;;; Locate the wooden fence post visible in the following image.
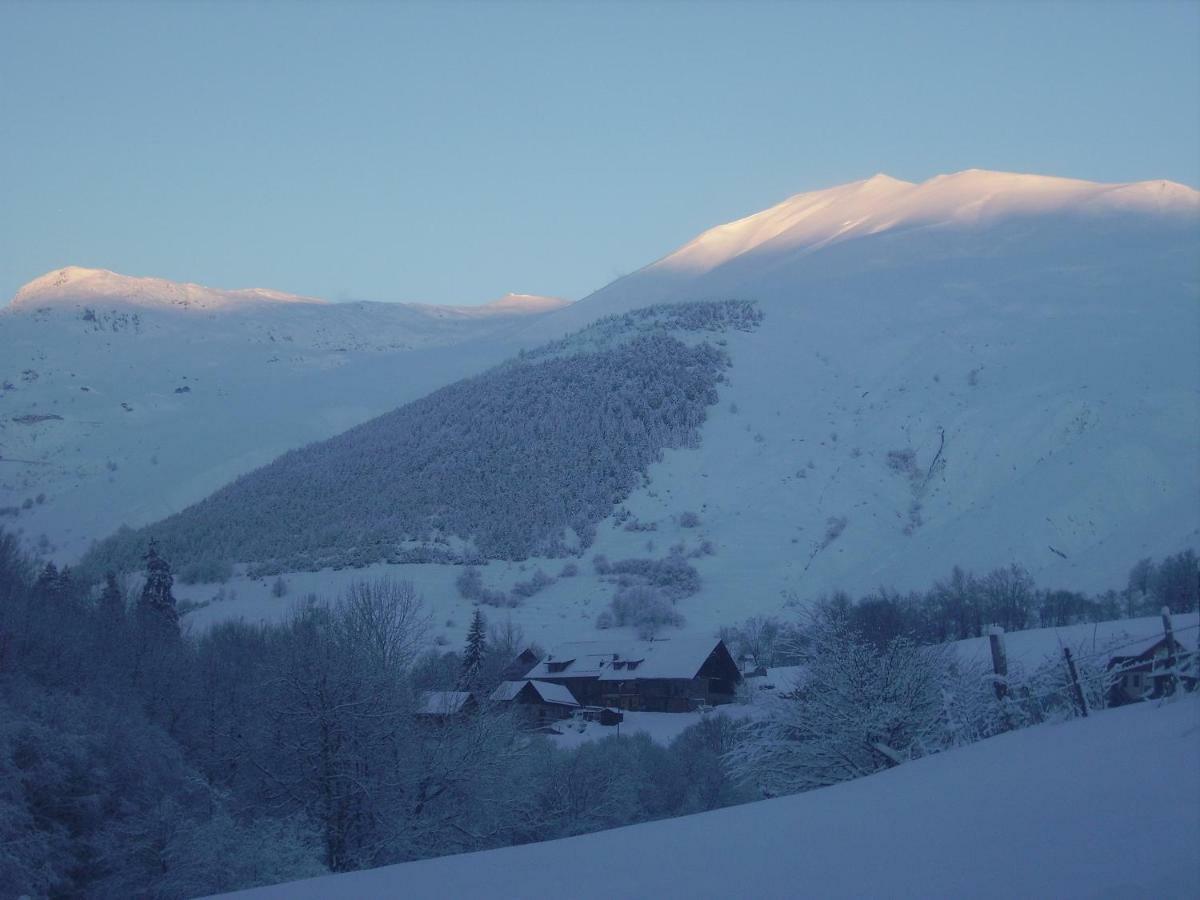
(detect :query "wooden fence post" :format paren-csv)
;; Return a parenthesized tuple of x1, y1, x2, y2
(988, 626, 1008, 701)
(1063, 647, 1088, 718)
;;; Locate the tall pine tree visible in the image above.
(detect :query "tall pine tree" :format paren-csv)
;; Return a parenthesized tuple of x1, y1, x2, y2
(460, 608, 487, 689)
(98, 572, 125, 623)
(137, 540, 179, 632)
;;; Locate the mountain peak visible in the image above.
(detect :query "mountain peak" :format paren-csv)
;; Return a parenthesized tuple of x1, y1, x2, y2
(650, 168, 1199, 278)
(9, 266, 326, 312)
(482, 292, 571, 314)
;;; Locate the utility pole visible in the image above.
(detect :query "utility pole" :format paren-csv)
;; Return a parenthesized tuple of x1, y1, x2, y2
(1161, 607, 1178, 697)
(1063, 647, 1088, 718)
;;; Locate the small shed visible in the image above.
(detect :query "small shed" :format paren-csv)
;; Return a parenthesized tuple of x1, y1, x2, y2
(573, 705, 624, 726)
(1107, 635, 1195, 707)
(416, 690, 478, 722)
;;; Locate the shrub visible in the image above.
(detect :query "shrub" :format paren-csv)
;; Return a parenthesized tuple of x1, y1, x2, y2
(678, 511, 701, 529)
(512, 569, 555, 599)
(606, 586, 685, 638)
(606, 554, 701, 600)
(456, 566, 484, 600)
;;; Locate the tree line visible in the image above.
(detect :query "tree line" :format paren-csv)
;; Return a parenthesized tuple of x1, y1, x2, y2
(0, 531, 750, 898)
(720, 551, 1198, 664)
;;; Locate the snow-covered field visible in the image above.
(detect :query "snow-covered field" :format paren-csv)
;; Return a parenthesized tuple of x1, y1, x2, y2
(220, 694, 1200, 900)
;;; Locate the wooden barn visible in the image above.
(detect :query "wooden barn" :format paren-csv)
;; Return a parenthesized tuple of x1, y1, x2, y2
(490, 679, 580, 727)
(521, 637, 742, 713)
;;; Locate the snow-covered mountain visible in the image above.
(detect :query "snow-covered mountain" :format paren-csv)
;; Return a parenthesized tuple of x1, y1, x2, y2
(4, 170, 1198, 653)
(0, 268, 568, 557)
(518, 169, 1200, 608)
(9, 266, 328, 312)
(536, 169, 1197, 330)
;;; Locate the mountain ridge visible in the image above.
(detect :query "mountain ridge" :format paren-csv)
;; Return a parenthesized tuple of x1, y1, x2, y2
(6, 265, 569, 317)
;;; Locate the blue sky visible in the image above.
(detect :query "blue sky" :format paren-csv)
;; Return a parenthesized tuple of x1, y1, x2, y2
(2, 0, 1197, 305)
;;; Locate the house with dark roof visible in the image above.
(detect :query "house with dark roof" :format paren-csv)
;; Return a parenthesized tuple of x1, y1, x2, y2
(491, 679, 581, 727)
(521, 637, 742, 712)
(497, 647, 540, 682)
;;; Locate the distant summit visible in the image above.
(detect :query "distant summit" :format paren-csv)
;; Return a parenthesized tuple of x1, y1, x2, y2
(481, 292, 571, 314)
(9, 266, 326, 312)
(7, 266, 570, 316)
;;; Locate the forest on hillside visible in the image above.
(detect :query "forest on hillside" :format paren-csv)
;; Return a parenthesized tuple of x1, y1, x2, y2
(80, 301, 760, 582)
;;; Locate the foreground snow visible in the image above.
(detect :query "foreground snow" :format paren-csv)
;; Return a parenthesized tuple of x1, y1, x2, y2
(222, 696, 1200, 900)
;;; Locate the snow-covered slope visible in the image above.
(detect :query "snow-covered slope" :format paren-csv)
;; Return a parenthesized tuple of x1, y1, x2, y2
(7, 169, 1199, 647)
(0, 269, 568, 558)
(507, 168, 1200, 626)
(144, 169, 1198, 651)
(538, 169, 1198, 327)
(221, 696, 1200, 900)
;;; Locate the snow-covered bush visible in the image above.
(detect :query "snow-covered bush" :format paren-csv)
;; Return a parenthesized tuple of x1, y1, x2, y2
(511, 568, 555, 599)
(606, 553, 701, 600)
(728, 614, 949, 796)
(605, 585, 685, 638)
(456, 566, 484, 600)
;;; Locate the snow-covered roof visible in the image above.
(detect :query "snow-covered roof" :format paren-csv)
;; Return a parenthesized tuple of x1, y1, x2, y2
(491, 680, 580, 707)
(1108, 633, 1186, 661)
(525, 638, 732, 682)
(417, 691, 474, 716)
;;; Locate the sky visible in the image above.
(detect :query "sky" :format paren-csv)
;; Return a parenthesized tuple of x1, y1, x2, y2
(1, 0, 1198, 306)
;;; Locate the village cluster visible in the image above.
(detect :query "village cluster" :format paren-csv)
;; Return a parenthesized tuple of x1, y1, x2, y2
(418, 636, 746, 730)
(416, 625, 1196, 733)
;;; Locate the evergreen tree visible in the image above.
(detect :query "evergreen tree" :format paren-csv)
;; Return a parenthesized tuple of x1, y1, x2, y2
(98, 572, 125, 622)
(137, 540, 179, 631)
(31, 561, 61, 603)
(460, 608, 487, 688)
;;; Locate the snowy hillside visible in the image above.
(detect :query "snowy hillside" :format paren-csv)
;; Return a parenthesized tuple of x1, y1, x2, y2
(221, 696, 1200, 900)
(154, 169, 1199, 652)
(527, 168, 1200, 615)
(0, 268, 568, 558)
(6, 169, 1199, 652)
(536, 169, 1198, 328)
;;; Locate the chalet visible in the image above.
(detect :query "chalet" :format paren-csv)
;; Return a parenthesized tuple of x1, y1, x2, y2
(416, 690, 478, 722)
(1107, 634, 1196, 707)
(491, 679, 580, 727)
(522, 637, 742, 712)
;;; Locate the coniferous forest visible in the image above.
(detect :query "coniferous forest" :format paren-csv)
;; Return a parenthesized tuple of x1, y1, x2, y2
(80, 302, 760, 582)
